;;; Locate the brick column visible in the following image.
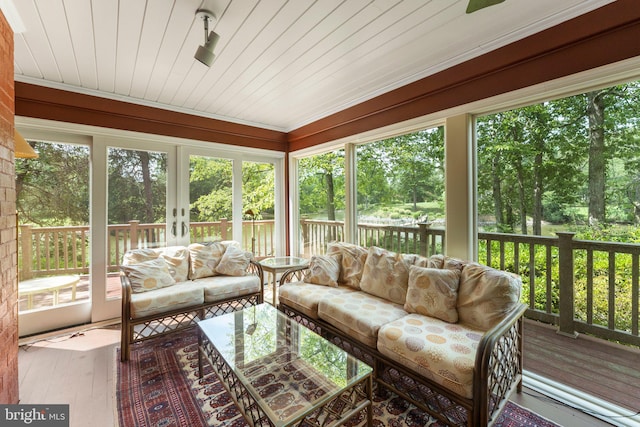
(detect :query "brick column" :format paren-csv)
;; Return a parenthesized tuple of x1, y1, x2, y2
(0, 10, 19, 404)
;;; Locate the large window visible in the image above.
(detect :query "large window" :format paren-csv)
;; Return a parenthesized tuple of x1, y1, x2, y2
(294, 126, 445, 257)
(476, 79, 640, 334)
(355, 127, 444, 253)
(297, 149, 345, 256)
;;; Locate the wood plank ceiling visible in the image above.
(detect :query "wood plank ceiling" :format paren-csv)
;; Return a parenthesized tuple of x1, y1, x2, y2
(10, 0, 614, 132)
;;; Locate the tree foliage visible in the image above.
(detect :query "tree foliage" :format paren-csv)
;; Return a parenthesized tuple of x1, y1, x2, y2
(477, 80, 640, 235)
(16, 142, 90, 226)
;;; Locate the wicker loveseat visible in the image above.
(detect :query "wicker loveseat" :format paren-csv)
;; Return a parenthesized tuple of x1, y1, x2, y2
(120, 241, 263, 361)
(277, 242, 526, 427)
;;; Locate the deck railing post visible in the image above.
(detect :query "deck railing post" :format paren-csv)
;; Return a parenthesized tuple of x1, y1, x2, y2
(301, 218, 310, 257)
(19, 224, 33, 280)
(556, 232, 578, 338)
(220, 218, 228, 240)
(129, 220, 140, 250)
(418, 222, 430, 256)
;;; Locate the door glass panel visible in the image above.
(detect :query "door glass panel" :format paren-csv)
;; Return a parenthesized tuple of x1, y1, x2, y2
(107, 148, 168, 299)
(189, 156, 233, 243)
(16, 141, 90, 312)
(242, 161, 275, 258)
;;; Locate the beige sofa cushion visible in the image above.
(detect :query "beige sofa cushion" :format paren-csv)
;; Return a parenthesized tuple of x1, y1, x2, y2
(199, 274, 261, 303)
(279, 282, 358, 319)
(326, 242, 368, 289)
(188, 242, 226, 279)
(458, 263, 522, 331)
(121, 258, 176, 293)
(377, 313, 484, 399)
(359, 246, 412, 305)
(122, 246, 190, 282)
(160, 246, 190, 282)
(318, 291, 407, 348)
(130, 281, 204, 318)
(404, 266, 460, 323)
(215, 245, 252, 276)
(122, 248, 159, 265)
(304, 254, 341, 287)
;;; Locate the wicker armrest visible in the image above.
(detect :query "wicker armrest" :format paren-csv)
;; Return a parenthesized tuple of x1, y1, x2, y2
(280, 266, 310, 284)
(473, 302, 527, 425)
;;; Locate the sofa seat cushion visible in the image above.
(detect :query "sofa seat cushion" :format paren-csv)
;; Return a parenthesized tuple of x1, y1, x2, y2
(377, 313, 484, 399)
(130, 281, 204, 319)
(199, 274, 261, 303)
(318, 292, 407, 348)
(279, 282, 358, 319)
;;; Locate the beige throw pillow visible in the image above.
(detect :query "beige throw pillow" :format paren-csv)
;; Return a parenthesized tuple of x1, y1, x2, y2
(326, 242, 368, 289)
(404, 266, 460, 323)
(304, 254, 341, 287)
(359, 246, 411, 305)
(121, 258, 176, 293)
(161, 246, 190, 282)
(215, 245, 252, 276)
(122, 248, 159, 266)
(188, 242, 226, 279)
(458, 262, 522, 330)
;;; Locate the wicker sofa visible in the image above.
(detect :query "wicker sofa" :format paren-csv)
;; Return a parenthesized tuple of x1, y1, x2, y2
(277, 242, 526, 427)
(119, 241, 263, 361)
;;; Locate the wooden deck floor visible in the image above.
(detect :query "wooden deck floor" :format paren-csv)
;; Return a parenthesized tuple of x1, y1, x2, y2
(523, 318, 640, 413)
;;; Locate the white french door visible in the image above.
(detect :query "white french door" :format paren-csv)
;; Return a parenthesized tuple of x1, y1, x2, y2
(16, 118, 284, 336)
(91, 136, 178, 323)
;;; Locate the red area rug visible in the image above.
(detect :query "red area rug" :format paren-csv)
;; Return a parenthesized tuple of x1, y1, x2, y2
(115, 330, 559, 427)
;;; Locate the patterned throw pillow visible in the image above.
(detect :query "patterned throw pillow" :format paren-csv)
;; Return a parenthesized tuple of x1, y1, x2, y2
(122, 248, 159, 266)
(304, 254, 341, 287)
(359, 246, 411, 305)
(326, 242, 368, 289)
(404, 265, 460, 323)
(457, 262, 522, 330)
(160, 246, 190, 282)
(215, 245, 252, 276)
(188, 242, 226, 279)
(121, 258, 176, 293)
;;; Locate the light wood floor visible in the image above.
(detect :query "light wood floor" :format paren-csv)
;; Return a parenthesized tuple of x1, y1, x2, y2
(17, 324, 620, 427)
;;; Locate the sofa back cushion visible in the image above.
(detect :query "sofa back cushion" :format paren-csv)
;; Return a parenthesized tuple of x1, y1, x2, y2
(326, 242, 368, 289)
(122, 246, 190, 282)
(359, 246, 412, 305)
(304, 254, 341, 287)
(188, 242, 226, 279)
(457, 262, 522, 330)
(122, 248, 160, 265)
(121, 257, 176, 293)
(160, 246, 190, 282)
(214, 245, 252, 276)
(404, 265, 460, 323)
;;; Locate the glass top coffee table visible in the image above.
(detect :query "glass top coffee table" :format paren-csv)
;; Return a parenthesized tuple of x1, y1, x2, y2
(197, 303, 372, 427)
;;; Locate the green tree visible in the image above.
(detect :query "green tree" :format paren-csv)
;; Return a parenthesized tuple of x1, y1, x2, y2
(189, 157, 232, 221)
(108, 149, 167, 224)
(298, 151, 345, 220)
(16, 142, 90, 226)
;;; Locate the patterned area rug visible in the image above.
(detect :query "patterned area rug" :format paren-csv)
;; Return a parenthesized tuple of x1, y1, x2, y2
(115, 330, 559, 427)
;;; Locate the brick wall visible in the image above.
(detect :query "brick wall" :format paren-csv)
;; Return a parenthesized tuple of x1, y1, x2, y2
(0, 10, 19, 404)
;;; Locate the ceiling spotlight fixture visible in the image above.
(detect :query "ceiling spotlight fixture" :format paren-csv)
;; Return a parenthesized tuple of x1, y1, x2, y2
(194, 9, 219, 67)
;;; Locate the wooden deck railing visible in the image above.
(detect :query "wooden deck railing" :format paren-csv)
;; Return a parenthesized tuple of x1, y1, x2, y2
(18, 218, 640, 346)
